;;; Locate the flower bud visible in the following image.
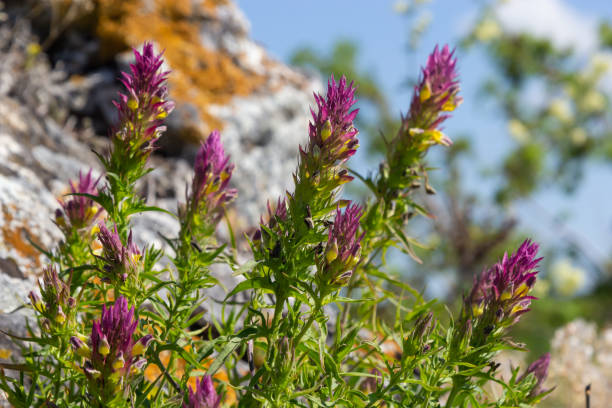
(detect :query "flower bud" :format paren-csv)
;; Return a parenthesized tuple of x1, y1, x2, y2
(98, 335, 110, 356)
(318, 204, 364, 289)
(420, 81, 432, 102)
(471, 302, 484, 318)
(110, 42, 174, 169)
(132, 334, 154, 356)
(127, 96, 139, 110)
(304, 75, 359, 174)
(112, 352, 125, 371)
(186, 131, 237, 229)
(321, 120, 332, 141)
(131, 357, 146, 374)
(465, 239, 541, 337)
(83, 361, 101, 379)
(56, 170, 102, 233)
(41, 318, 51, 332)
(70, 336, 90, 358)
(67, 297, 76, 308)
(518, 353, 552, 398)
(185, 375, 221, 408)
(325, 240, 339, 263)
(29, 291, 43, 312)
(97, 223, 141, 283)
(55, 306, 66, 324)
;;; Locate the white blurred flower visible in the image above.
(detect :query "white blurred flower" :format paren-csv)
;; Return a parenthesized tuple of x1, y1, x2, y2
(550, 258, 586, 297)
(475, 18, 502, 42)
(590, 52, 612, 77)
(409, 11, 432, 49)
(579, 90, 606, 113)
(508, 119, 529, 143)
(392, 0, 411, 14)
(548, 320, 612, 407)
(549, 98, 573, 124)
(570, 127, 587, 146)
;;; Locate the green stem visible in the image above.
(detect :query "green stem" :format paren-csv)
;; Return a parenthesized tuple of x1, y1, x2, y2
(293, 298, 321, 347)
(445, 376, 465, 408)
(265, 294, 286, 362)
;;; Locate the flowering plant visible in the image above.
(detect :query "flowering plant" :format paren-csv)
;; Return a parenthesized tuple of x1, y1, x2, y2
(0, 42, 552, 407)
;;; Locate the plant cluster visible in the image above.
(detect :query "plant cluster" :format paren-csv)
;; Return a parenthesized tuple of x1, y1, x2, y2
(0, 42, 552, 407)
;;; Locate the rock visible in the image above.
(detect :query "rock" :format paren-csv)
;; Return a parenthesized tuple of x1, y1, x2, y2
(0, 0, 321, 324)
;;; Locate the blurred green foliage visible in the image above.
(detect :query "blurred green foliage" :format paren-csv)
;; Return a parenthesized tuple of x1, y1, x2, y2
(288, 0, 612, 363)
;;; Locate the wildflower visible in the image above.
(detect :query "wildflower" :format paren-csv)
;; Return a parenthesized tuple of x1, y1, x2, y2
(299, 75, 359, 188)
(29, 291, 43, 313)
(519, 353, 552, 399)
(466, 239, 541, 330)
(393, 44, 461, 158)
(252, 197, 288, 251)
(132, 334, 154, 356)
(308, 75, 359, 165)
(184, 375, 221, 408)
(55, 170, 102, 233)
(185, 130, 237, 228)
(382, 45, 461, 196)
(70, 336, 90, 358)
(31, 266, 74, 329)
(264, 197, 288, 230)
(96, 223, 141, 283)
(317, 203, 364, 288)
(110, 42, 174, 172)
(71, 296, 153, 396)
(413, 44, 461, 127)
(404, 312, 435, 356)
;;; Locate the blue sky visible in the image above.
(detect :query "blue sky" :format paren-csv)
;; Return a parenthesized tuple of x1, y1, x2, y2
(236, 0, 612, 269)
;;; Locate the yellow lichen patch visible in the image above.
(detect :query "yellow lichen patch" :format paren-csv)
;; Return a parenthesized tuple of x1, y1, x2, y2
(202, 0, 228, 13)
(0, 348, 12, 359)
(91, 0, 265, 139)
(0, 207, 43, 273)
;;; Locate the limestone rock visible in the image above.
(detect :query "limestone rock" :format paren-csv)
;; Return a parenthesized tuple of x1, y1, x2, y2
(0, 0, 321, 328)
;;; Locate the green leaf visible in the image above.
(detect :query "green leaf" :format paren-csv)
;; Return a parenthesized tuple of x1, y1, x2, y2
(232, 260, 260, 277)
(385, 222, 423, 263)
(133, 371, 164, 407)
(124, 204, 177, 218)
(0, 363, 32, 372)
(348, 168, 379, 196)
(23, 233, 52, 259)
(334, 296, 375, 304)
(224, 277, 274, 300)
(159, 343, 201, 369)
(0, 329, 47, 345)
(366, 268, 424, 304)
(68, 192, 114, 215)
(206, 337, 242, 376)
(224, 207, 238, 253)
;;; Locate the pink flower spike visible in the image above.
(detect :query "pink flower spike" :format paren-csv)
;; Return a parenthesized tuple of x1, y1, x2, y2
(184, 375, 221, 408)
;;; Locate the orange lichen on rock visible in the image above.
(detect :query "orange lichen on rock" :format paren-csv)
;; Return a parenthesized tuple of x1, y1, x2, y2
(91, 0, 264, 139)
(0, 206, 43, 275)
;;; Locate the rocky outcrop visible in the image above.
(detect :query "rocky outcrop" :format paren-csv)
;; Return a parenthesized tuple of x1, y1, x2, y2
(0, 0, 321, 376)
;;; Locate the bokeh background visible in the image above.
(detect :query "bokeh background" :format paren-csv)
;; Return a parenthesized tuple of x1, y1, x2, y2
(237, 1, 612, 405)
(0, 0, 611, 406)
